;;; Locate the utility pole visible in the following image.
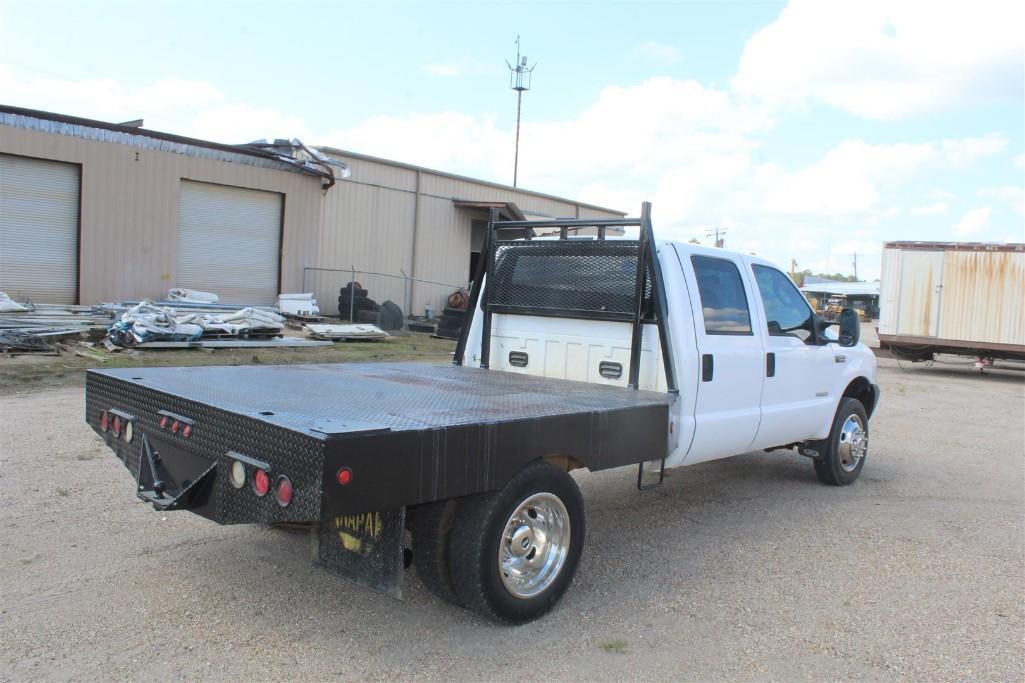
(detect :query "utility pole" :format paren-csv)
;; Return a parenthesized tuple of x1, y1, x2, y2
(506, 36, 535, 188)
(852, 252, 858, 280)
(705, 226, 727, 248)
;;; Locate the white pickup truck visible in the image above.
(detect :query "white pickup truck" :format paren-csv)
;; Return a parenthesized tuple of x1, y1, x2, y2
(87, 203, 878, 624)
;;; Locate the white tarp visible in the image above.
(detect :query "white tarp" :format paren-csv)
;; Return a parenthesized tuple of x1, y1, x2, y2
(108, 302, 285, 346)
(277, 292, 320, 316)
(0, 292, 29, 312)
(168, 288, 220, 303)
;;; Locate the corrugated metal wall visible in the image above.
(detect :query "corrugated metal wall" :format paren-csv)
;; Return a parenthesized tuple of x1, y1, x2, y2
(879, 244, 1025, 346)
(0, 121, 623, 312)
(0, 125, 322, 304)
(318, 152, 624, 316)
(938, 250, 1025, 345)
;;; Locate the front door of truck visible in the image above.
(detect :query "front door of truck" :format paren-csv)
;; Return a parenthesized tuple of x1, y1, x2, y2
(746, 260, 835, 448)
(681, 252, 764, 464)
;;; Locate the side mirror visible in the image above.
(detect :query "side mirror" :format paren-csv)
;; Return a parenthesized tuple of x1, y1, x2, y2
(838, 307, 860, 347)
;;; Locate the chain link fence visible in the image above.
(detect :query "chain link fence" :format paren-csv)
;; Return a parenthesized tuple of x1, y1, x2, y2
(302, 267, 467, 327)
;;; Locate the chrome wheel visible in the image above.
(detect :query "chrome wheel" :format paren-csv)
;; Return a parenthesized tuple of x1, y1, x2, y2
(837, 414, 868, 472)
(498, 492, 571, 599)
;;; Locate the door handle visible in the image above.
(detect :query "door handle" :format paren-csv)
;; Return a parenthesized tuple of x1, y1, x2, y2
(701, 354, 714, 382)
(766, 352, 775, 377)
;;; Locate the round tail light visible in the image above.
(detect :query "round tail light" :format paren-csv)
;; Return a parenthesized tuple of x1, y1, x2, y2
(274, 476, 293, 507)
(159, 416, 169, 429)
(99, 410, 110, 432)
(123, 420, 134, 443)
(252, 468, 270, 497)
(112, 415, 122, 438)
(230, 460, 246, 489)
(182, 424, 192, 439)
(171, 421, 180, 434)
(336, 467, 353, 486)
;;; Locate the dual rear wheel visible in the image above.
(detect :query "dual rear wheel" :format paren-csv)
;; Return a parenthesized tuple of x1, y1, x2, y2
(411, 460, 584, 624)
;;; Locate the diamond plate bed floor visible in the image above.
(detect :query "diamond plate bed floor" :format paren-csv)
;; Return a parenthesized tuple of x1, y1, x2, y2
(90, 362, 671, 437)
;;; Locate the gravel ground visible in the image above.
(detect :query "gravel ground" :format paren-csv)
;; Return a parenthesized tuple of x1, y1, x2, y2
(1, 357, 1022, 681)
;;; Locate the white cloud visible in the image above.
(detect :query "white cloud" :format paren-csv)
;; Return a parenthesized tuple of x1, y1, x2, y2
(760, 139, 935, 215)
(187, 103, 315, 144)
(976, 186, 1025, 215)
(941, 134, 1009, 167)
(910, 202, 949, 216)
(733, 0, 1025, 119)
(952, 206, 992, 236)
(0, 64, 223, 123)
(634, 41, 682, 64)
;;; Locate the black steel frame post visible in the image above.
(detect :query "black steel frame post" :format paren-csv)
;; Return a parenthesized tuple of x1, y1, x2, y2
(477, 208, 500, 369)
(627, 204, 649, 389)
(643, 201, 679, 395)
(453, 208, 496, 366)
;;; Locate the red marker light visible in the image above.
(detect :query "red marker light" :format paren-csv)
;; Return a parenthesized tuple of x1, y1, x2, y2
(182, 424, 192, 439)
(112, 415, 122, 438)
(99, 410, 110, 432)
(171, 421, 180, 434)
(252, 468, 270, 497)
(159, 415, 169, 429)
(336, 467, 353, 486)
(274, 476, 293, 507)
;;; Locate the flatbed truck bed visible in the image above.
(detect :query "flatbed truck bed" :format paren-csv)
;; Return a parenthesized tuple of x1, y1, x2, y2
(87, 361, 669, 517)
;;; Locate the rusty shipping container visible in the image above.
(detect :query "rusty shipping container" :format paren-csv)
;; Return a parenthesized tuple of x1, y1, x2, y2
(878, 241, 1025, 360)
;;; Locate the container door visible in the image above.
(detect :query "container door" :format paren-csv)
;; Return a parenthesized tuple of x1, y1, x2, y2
(897, 250, 944, 337)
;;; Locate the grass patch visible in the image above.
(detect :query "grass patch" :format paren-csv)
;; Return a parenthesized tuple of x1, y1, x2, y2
(56, 487, 70, 497)
(0, 334, 456, 394)
(599, 639, 629, 654)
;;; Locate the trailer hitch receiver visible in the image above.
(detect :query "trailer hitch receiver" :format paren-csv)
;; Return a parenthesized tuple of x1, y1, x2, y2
(137, 433, 216, 511)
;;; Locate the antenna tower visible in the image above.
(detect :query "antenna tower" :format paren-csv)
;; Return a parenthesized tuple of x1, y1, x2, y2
(506, 36, 536, 187)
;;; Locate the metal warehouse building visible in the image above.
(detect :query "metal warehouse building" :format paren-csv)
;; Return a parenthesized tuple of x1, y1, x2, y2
(0, 104, 623, 314)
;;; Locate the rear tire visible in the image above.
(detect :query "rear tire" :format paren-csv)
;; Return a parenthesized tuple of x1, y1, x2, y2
(814, 398, 869, 486)
(411, 500, 463, 606)
(448, 460, 584, 624)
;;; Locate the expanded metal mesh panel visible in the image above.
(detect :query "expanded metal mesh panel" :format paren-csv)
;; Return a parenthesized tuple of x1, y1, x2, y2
(488, 240, 652, 318)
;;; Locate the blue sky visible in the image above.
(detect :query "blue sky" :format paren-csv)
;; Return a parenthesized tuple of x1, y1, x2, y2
(2, 0, 1022, 278)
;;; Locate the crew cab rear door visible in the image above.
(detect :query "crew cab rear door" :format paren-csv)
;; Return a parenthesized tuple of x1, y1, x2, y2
(680, 251, 764, 463)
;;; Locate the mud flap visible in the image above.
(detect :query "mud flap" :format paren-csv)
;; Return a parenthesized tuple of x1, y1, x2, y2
(312, 507, 406, 599)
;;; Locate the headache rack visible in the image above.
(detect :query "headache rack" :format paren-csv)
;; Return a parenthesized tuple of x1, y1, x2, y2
(454, 202, 678, 395)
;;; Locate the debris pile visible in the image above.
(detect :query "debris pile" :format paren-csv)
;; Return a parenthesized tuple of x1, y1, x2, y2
(0, 292, 111, 355)
(107, 303, 287, 348)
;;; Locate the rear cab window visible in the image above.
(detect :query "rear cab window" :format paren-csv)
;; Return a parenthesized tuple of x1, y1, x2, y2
(690, 255, 752, 335)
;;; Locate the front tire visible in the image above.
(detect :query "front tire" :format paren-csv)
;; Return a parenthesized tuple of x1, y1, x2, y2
(814, 397, 869, 486)
(448, 460, 585, 624)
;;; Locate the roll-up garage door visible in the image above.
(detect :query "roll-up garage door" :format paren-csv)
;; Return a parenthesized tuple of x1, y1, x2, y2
(177, 180, 282, 304)
(0, 154, 80, 304)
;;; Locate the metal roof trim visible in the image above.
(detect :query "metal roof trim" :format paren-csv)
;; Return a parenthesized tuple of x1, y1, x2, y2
(0, 104, 311, 176)
(884, 241, 1025, 252)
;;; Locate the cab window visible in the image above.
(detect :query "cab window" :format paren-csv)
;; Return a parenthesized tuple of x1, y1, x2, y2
(691, 255, 752, 335)
(752, 265, 814, 341)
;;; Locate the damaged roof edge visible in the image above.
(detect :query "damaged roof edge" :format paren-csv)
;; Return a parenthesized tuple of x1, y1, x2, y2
(0, 104, 340, 181)
(316, 146, 627, 217)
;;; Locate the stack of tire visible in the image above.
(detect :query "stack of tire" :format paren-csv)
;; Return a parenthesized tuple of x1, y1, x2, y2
(434, 290, 469, 340)
(338, 282, 380, 323)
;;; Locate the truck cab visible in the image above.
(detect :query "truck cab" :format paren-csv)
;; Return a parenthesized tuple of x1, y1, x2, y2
(457, 214, 878, 481)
